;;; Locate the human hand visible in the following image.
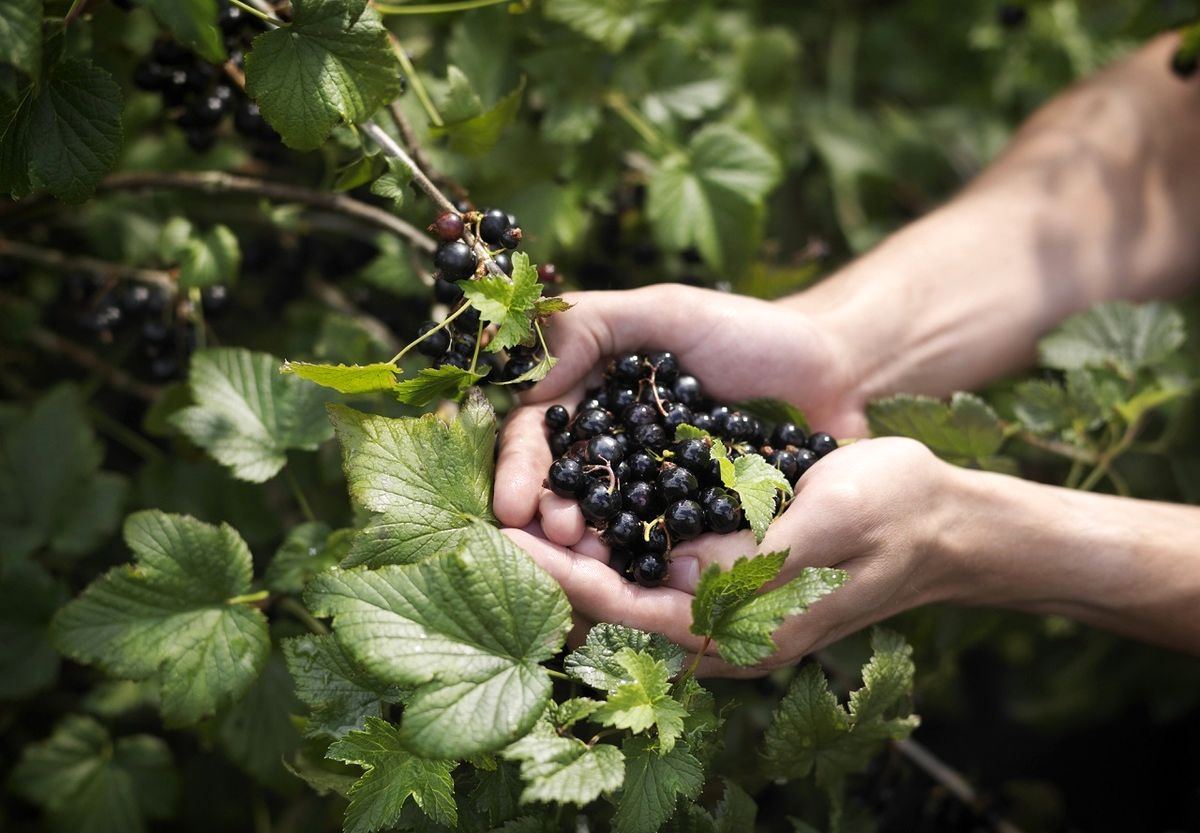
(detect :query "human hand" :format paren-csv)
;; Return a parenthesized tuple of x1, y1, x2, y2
(493, 283, 867, 543)
(504, 438, 959, 676)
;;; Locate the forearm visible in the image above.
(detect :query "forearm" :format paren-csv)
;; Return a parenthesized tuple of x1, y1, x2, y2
(938, 466, 1200, 653)
(787, 33, 1200, 403)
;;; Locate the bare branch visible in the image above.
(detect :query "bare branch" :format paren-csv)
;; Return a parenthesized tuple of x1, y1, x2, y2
(0, 238, 176, 291)
(893, 738, 1027, 833)
(27, 327, 163, 402)
(387, 101, 469, 200)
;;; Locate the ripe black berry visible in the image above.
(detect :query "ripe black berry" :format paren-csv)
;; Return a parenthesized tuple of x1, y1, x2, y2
(608, 386, 637, 411)
(632, 552, 668, 587)
(772, 422, 807, 449)
(657, 464, 698, 503)
(545, 405, 569, 430)
(621, 480, 658, 521)
(691, 413, 715, 432)
(672, 375, 702, 405)
(767, 449, 799, 483)
(672, 438, 711, 473)
(610, 353, 643, 384)
(433, 277, 464, 305)
(547, 458, 584, 498)
(578, 481, 621, 522)
(794, 448, 819, 478)
(996, 3, 1027, 28)
(647, 351, 679, 385)
(610, 548, 634, 578)
(572, 408, 612, 440)
(631, 422, 667, 452)
(416, 322, 450, 357)
(665, 499, 703, 540)
(807, 432, 838, 457)
(434, 241, 477, 281)
(498, 226, 521, 250)
(549, 430, 572, 457)
(663, 403, 693, 430)
(622, 402, 657, 429)
(627, 451, 657, 481)
(478, 209, 510, 246)
(704, 493, 742, 534)
(605, 511, 643, 549)
(537, 263, 561, 284)
(430, 212, 465, 241)
(587, 434, 623, 465)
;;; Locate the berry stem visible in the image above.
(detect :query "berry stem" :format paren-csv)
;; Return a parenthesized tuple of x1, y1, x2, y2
(229, 0, 283, 26)
(387, 37, 445, 128)
(467, 317, 484, 374)
(387, 102, 467, 198)
(389, 302, 470, 364)
(604, 91, 670, 152)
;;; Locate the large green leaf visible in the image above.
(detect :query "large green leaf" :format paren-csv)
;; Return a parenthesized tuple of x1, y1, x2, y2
(171, 348, 335, 483)
(0, 0, 42, 80)
(244, 0, 402, 150)
(502, 724, 625, 805)
(867, 392, 1005, 465)
(306, 525, 572, 759)
(9, 715, 176, 833)
(284, 633, 404, 738)
(0, 385, 127, 565)
(462, 251, 544, 354)
(613, 737, 703, 833)
(563, 623, 685, 693)
(329, 389, 496, 568)
(327, 717, 458, 832)
(592, 649, 687, 753)
(0, 58, 123, 203)
(138, 0, 226, 63)
(433, 76, 526, 158)
(0, 560, 67, 699)
(51, 511, 270, 726)
(1038, 301, 1186, 377)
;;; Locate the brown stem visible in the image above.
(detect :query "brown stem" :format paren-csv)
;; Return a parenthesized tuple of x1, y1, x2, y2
(387, 102, 469, 200)
(26, 327, 163, 402)
(0, 238, 175, 291)
(100, 171, 435, 253)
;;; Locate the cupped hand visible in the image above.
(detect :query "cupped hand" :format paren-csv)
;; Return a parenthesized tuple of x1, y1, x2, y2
(504, 438, 961, 677)
(493, 284, 866, 541)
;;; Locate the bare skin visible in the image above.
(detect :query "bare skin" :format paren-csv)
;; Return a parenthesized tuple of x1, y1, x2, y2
(495, 34, 1200, 672)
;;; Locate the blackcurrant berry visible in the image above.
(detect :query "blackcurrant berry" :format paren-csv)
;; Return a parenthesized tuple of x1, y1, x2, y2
(430, 212, 465, 241)
(704, 493, 742, 534)
(621, 480, 658, 520)
(572, 408, 612, 440)
(416, 322, 450, 357)
(632, 422, 667, 452)
(622, 402, 658, 429)
(149, 355, 180, 381)
(767, 449, 799, 483)
(492, 251, 514, 276)
(433, 277, 464, 305)
(133, 60, 166, 91)
(663, 403, 693, 430)
(646, 351, 679, 385)
(657, 463, 698, 502)
(697, 486, 726, 507)
(609, 548, 635, 578)
(498, 226, 521, 250)
(608, 386, 637, 411)
(547, 458, 584, 498)
(794, 448, 819, 479)
(605, 511, 643, 549)
(724, 412, 752, 440)
(996, 3, 1027, 29)
(153, 40, 191, 66)
(218, 4, 246, 34)
(665, 499, 704, 540)
(184, 127, 216, 153)
(434, 241, 477, 281)
(672, 375, 702, 405)
(201, 284, 230, 316)
(549, 430, 573, 458)
(587, 434, 623, 465)
(545, 404, 569, 430)
(672, 438, 711, 473)
(181, 94, 226, 127)
(772, 422, 807, 449)
(579, 481, 621, 522)
(807, 432, 838, 457)
(502, 355, 539, 391)
(632, 552, 668, 587)
(691, 413, 715, 432)
(609, 353, 643, 384)
(478, 209, 510, 246)
(627, 451, 657, 482)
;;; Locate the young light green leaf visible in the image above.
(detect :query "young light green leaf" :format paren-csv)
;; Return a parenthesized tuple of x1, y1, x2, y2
(265, 522, 348, 594)
(717, 452, 791, 542)
(691, 551, 787, 637)
(330, 390, 496, 568)
(177, 223, 240, 289)
(216, 651, 302, 789)
(647, 124, 781, 273)
(0, 560, 67, 699)
(51, 511, 270, 726)
(763, 629, 919, 796)
(138, 0, 226, 63)
(284, 634, 404, 738)
(305, 525, 572, 759)
(433, 77, 526, 158)
(462, 251, 543, 354)
(867, 392, 1004, 464)
(369, 156, 412, 210)
(0, 385, 127, 565)
(393, 365, 486, 406)
(281, 360, 400, 395)
(547, 697, 603, 729)
(502, 725, 625, 806)
(171, 348, 335, 482)
(497, 353, 558, 388)
(564, 623, 685, 692)
(1038, 300, 1185, 377)
(614, 737, 703, 833)
(673, 423, 712, 442)
(438, 64, 483, 122)
(543, 0, 669, 51)
(0, 0, 42, 80)
(244, 0, 402, 151)
(0, 59, 123, 203)
(327, 717, 458, 832)
(9, 715, 177, 833)
(702, 565, 847, 666)
(592, 649, 688, 753)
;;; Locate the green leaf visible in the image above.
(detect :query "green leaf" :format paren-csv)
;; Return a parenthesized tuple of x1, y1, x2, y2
(0, 0, 42, 80)
(543, 0, 668, 51)
(369, 156, 412, 210)
(216, 650, 302, 788)
(306, 524, 572, 759)
(437, 64, 483, 122)
(433, 76, 526, 158)
(0, 385, 127, 565)
(284, 634, 404, 738)
(647, 124, 781, 273)
(697, 561, 847, 667)
(867, 392, 1004, 464)
(713, 779, 757, 833)
(1012, 379, 1071, 436)
(393, 366, 486, 407)
(592, 649, 687, 753)
(502, 725, 625, 805)
(564, 623, 685, 692)
(462, 252, 543, 354)
(548, 697, 603, 729)
(9, 715, 176, 833)
(176, 223, 240, 289)
(734, 398, 810, 433)
(327, 717, 458, 832)
(244, 0, 402, 151)
(0, 560, 67, 699)
(497, 353, 557, 388)
(281, 360, 400, 395)
(51, 511, 271, 726)
(763, 629, 918, 795)
(138, 0, 226, 63)
(614, 737, 703, 833)
(0, 58, 123, 203)
(170, 348, 335, 482)
(265, 522, 347, 595)
(329, 389, 496, 568)
(1038, 301, 1186, 376)
(716, 451, 790, 543)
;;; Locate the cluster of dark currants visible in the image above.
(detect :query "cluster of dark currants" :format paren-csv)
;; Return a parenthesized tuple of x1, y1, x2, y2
(127, 3, 280, 153)
(413, 205, 562, 389)
(542, 352, 838, 587)
(57, 270, 228, 381)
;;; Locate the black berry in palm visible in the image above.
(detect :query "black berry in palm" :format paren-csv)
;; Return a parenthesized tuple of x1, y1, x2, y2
(673, 438, 711, 472)
(704, 493, 742, 534)
(498, 226, 522, 250)
(434, 277, 464, 305)
(587, 434, 623, 465)
(605, 511, 643, 549)
(544, 405, 569, 430)
(434, 241, 477, 281)
(632, 552, 668, 587)
(665, 499, 704, 540)
(547, 458, 584, 498)
(807, 432, 838, 457)
(658, 463, 698, 503)
(772, 422, 807, 449)
(578, 481, 621, 522)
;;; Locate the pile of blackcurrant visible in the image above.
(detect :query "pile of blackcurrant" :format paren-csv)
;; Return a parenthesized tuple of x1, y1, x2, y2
(410, 205, 559, 388)
(128, 3, 280, 153)
(542, 352, 839, 587)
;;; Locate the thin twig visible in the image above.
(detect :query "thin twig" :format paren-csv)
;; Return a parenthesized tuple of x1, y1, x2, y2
(100, 170, 435, 253)
(1078, 415, 1144, 492)
(27, 327, 163, 402)
(387, 101, 468, 199)
(893, 738, 1026, 833)
(389, 38, 445, 128)
(306, 276, 402, 354)
(1013, 430, 1097, 464)
(0, 238, 176, 291)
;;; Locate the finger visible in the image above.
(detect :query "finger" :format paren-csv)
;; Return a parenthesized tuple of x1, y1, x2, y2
(663, 555, 702, 593)
(502, 528, 710, 653)
(687, 653, 771, 680)
(668, 529, 760, 590)
(539, 492, 586, 547)
(493, 405, 556, 528)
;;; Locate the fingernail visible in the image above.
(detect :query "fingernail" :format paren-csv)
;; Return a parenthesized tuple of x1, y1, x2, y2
(669, 556, 700, 593)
